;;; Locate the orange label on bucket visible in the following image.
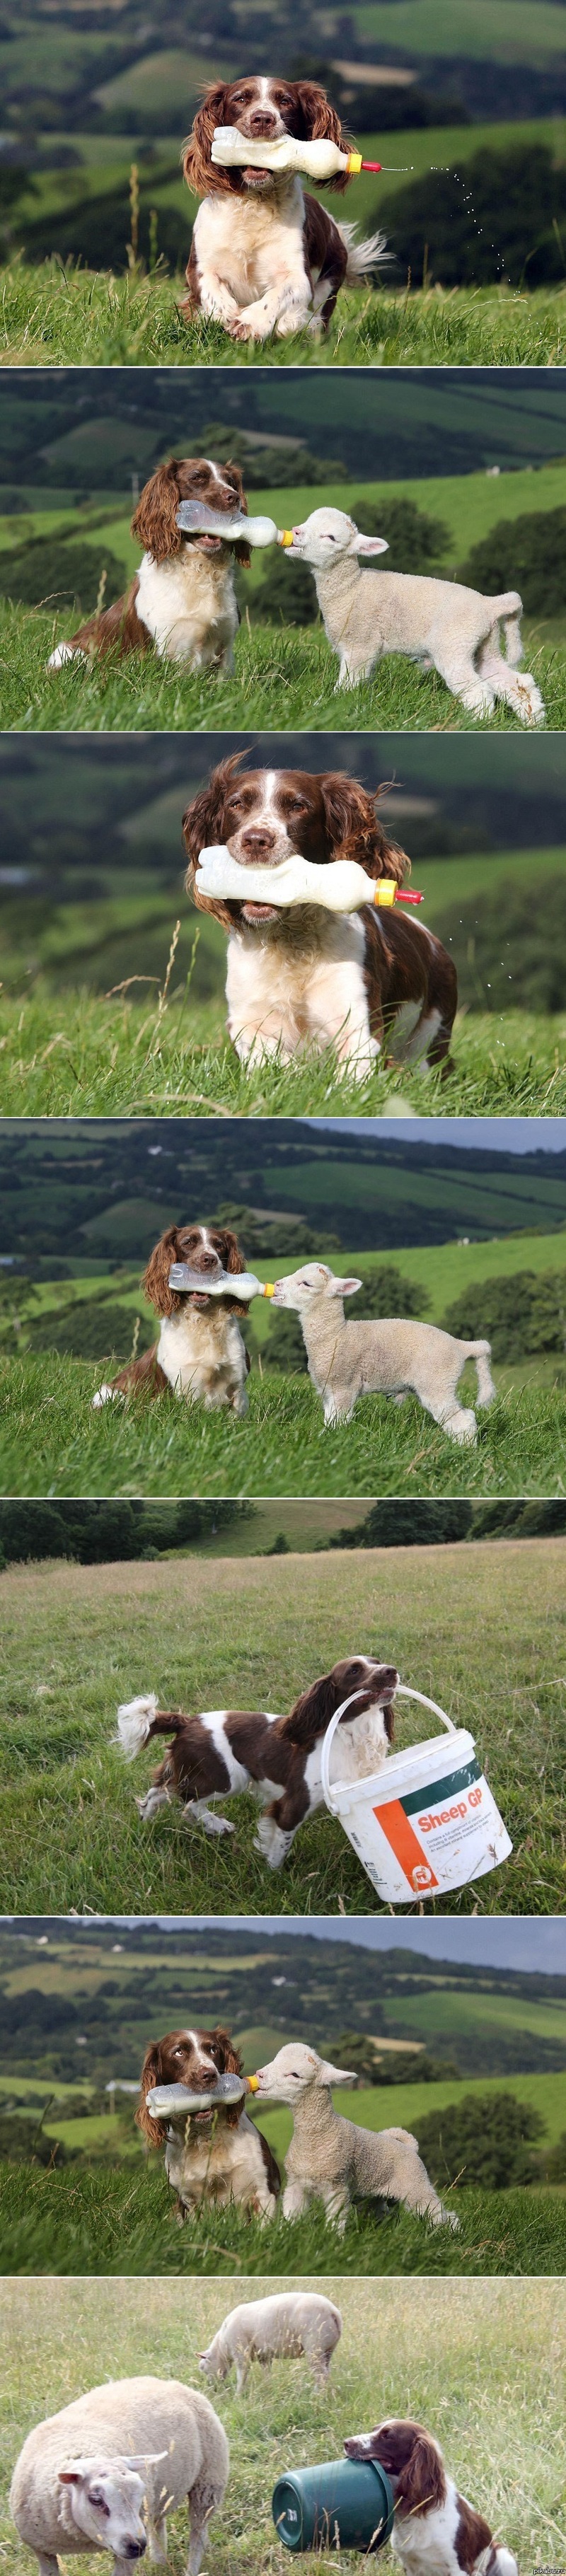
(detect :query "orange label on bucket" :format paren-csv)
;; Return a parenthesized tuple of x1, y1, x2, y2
(373, 1798, 440, 1893)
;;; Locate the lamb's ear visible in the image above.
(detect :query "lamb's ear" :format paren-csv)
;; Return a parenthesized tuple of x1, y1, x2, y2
(353, 534, 388, 556)
(330, 1275, 362, 1298)
(316, 2058, 357, 2087)
(122, 2452, 168, 2472)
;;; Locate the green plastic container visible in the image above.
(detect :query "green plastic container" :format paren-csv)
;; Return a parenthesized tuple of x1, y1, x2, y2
(272, 2459, 395, 2554)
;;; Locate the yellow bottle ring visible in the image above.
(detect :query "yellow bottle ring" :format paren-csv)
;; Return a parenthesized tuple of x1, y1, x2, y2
(279, 529, 294, 547)
(262, 1282, 275, 1297)
(374, 881, 398, 907)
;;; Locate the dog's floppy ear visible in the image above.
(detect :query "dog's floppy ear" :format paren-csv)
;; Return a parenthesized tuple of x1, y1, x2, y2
(396, 2433, 445, 2519)
(219, 1226, 251, 1321)
(183, 753, 246, 932)
(320, 772, 410, 888)
(212, 2025, 244, 2126)
(293, 79, 351, 192)
(132, 459, 183, 565)
(183, 83, 235, 196)
(136, 2042, 167, 2147)
(143, 1226, 184, 1317)
(225, 460, 251, 569)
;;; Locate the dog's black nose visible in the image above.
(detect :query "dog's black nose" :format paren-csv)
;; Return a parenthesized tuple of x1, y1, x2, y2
(248, 110, 279, 136)
(240, 828, 278, 859)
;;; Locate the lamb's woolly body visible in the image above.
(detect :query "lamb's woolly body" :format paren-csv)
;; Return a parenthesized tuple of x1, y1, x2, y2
(294, 511, 545, 724)
(200, 2292, 342, 2391)
(9, 2376, 229, 2575)
(274, 1265, 496, 1444)
(253, 2046, 455, 2230)
(135, 545, 239, 668)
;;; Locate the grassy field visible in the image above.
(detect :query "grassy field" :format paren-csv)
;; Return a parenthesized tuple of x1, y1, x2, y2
(0, 603, 560, 736)
(1, 1538, 564, 1915)
(2, 265, 565, 370)
(0, 1350, 564, 1500)
(1, 992, 563, 1122)
(2, 2277, 562, 2576)
(0, 2159, 565, 2278)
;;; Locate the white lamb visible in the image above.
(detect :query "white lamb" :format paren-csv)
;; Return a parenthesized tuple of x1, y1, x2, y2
(250, 2045, 457, 2230)
(9, 2375, 229, 2576)
(271, 1261, 495, 1444)
(283, 507, 545, 725)
(200, 2291, 342, 2394)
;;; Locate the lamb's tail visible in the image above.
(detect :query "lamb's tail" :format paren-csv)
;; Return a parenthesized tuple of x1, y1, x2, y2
(490, 591, 523, 666)
(337, 220, 390, 281)
(466, 1340, 496, 1410)
(115, 1696, 184, 1760)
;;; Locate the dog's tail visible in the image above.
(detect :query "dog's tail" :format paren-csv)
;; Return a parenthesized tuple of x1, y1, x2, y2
(466, 1340, 496, 1410)
(115, 1696, 185, 1760)
(337, 220, 390, 280)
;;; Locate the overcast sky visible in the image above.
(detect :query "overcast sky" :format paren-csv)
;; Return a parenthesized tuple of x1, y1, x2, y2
(76, 1917, 566, 1975)
(313, 1120, 566, 1154)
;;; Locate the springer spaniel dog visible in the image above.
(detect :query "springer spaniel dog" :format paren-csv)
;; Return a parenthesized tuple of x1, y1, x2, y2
(343, 2426, 518, 2576)
(93, 1222, 250, 1414)
(181, 77, 384, 340)
(48, 455, 250, 674)
(115, 1654, 398, 1869)
(137, 2025, 281, 2220)
(183, 757, 458, 1077)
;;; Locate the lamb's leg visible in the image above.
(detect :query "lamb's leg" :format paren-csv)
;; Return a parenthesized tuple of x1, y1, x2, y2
(282, 2179, 311, 2219)
(187, 2472, 225, 2575)
(234, 2355, 250, 2392)
(182, 1799, 235, 1838)
(432, 644, 495, 719)
(136, 1783, 171, 1820)
(420, 1391, 478, 1445)
(335, 652, 375, 689)
(37, 2557, 61, 2576)
(394, 2145, 459, 2232)
(478, 631, 545, 728)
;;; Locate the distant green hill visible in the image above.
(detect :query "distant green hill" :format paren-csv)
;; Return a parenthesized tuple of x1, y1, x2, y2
(1, 1924, 565, 2091)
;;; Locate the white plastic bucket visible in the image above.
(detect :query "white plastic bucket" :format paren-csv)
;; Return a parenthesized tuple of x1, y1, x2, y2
(320, 1684, 512, 1903)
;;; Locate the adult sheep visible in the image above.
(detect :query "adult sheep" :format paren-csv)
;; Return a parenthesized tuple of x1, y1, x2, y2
(9, 2375, 229, 2576)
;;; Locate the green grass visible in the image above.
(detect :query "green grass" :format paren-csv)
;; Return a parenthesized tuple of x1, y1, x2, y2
(0, 1350, 564, 1499)
(0, 603, 560, 735)
(1, 2277, 562, 2576)
(0, 2160, 565, 2278)
(0, 987, 564, 1119)
(1, 1536, 565, 1915)
(1, 262, 565, 369)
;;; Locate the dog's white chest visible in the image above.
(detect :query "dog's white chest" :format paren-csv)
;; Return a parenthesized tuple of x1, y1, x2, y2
(157, 1309, 243, 1400)
(166, 2114, 259, 2205)
(194, 182, 307, 300)
(226, 912, 371, 1057)
(136, 548, 237, 663)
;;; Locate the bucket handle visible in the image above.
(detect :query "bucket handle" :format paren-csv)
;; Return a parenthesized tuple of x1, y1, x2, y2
(320, 1681, 456, 1814)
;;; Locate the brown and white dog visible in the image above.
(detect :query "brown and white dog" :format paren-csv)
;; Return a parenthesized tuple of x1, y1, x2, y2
(183, 757, 458, 1076)
(48, 456, 250, 674)
(137, 2025, 281, 2220)
(181, 76, 386, 339)
(93, 1222, 251, 1415)
(343, 2425, 518, 2576)
(115, 1655, 398, 1869)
